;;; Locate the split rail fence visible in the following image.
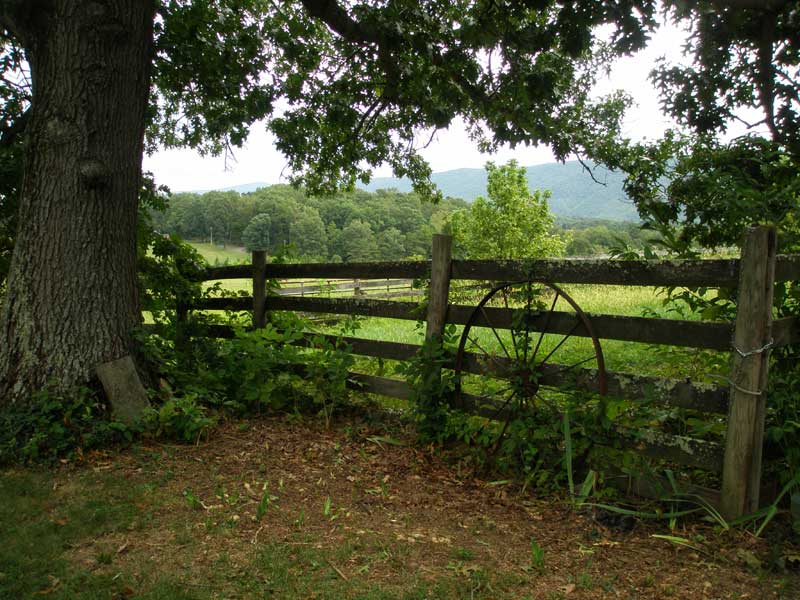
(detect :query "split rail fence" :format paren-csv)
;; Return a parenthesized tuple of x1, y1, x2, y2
(175, 227, 800, 519)
(274, 277, 419, 299)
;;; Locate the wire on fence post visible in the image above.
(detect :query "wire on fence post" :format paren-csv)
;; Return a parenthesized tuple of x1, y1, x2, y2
(721, 225, 777, 520)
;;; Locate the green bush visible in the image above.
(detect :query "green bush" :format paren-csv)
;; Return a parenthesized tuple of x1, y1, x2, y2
(396, 326, 459, 442)
(0, 384, 133, 464)
(145, 309, 355, 424)
(143, 394, 217, 443)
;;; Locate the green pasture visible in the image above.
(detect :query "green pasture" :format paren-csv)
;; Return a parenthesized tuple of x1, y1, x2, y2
(181, 240, 727, 386)
(191, 241, 250, 266)
(313, 284, 726, 383)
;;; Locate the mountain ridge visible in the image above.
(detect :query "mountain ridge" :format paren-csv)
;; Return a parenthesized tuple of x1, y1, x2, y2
(196, 160, 640, 221)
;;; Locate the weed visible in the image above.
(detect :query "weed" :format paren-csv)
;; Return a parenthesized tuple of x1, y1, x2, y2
(183, 488, 203, 510)
(447, 560, 481, 578)
(529, 539, 546, 572)
(601, 575, 618, 592)
(255, 483, 278, 522)
(293, 509, 306, 529)
(453, 547, 475, 561)
(144, 394, 217, 443)
(576, 571, 594, 589)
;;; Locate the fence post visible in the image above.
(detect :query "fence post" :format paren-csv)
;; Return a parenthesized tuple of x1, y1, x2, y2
(253, 250, 267, 329)
(175, 302, 189, 354)
(721, 225, 777, 519)
(426, 234, 453, 339)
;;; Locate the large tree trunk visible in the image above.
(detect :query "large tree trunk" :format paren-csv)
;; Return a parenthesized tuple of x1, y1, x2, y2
(0, 1, 156, 403)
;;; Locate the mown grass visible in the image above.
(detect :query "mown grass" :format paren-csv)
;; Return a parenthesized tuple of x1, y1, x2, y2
(0, 470, 431, 600)
(0, 468, 186, 599)
(190, 242, 250, 266)
(2, 421, 795, 600)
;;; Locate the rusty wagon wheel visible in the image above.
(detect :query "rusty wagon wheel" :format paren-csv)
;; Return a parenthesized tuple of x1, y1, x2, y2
(452, 280, 607, 454)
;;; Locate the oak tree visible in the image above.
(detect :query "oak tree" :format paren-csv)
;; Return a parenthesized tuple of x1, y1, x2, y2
(611, 0, 800, 251)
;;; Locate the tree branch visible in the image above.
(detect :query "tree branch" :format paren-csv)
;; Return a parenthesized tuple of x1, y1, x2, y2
(300, 0, 405, 104)
(576, 157, 608, 186)
(756, 10, 778, 142)
(299, 0, 381, 45)
(299, 0, 491, 112)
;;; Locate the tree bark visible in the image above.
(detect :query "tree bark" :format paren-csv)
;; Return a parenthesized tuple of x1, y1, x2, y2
(0, 0, 156, 403)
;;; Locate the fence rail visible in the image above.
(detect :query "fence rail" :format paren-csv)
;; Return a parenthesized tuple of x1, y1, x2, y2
(171, 228, 800, 518)
(187, 325, 731, 414)
(191, 294, 795, 352)
(275, 278, 418, 298)
(197, 254, 800, 286)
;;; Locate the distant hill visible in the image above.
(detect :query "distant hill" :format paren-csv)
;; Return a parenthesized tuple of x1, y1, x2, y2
(196, 160, 640, 221)
(193, 181, 271, 195)
(364, 161, 639, 221)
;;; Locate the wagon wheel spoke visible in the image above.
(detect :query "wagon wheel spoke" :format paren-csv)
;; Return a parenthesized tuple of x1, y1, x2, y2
(551, 354, 598, 375)
(522, 282, 533, 365)
(464, 385, 516, 449)
(501, 290, 521, 363)
(490, 386, 519, 420)
(529, 289, 560, 366)
(479, 306, 514, 363)
(486, 391, 520, 459)
(466, 336, 509, 376)
(537, 319, 581, 367)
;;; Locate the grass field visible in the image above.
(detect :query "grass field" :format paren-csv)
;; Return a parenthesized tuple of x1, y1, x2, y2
(191, 241, 250, 266)
(186, 242, 255, 295)
(183, 241, 726, 383)
(315, 284, 725, 383)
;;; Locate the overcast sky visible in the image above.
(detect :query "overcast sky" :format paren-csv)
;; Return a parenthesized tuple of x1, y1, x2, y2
(143, 18, 697, 192)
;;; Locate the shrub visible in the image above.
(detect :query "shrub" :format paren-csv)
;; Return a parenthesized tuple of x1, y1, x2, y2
(0, 384, 133, 464)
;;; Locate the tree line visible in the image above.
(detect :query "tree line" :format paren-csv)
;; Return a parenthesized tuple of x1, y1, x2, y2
(151, 181, 654, 264)
(152, 185, 468, 262)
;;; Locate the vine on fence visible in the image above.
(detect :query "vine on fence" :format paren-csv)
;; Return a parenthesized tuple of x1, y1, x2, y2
(396, 324, 459, 441)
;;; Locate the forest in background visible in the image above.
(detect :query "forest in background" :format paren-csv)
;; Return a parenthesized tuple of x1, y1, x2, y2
(151, 183, 655, 263)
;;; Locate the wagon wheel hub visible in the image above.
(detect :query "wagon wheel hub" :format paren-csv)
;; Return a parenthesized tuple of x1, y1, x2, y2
(513, 367, 540, 398)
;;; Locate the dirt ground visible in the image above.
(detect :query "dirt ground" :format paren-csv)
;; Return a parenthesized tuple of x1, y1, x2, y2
(54, 414, 799, 599)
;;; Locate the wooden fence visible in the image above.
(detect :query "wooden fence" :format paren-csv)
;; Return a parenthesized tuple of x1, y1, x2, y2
(176, 227, 800, 519)
(272, 277, 420, 299)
